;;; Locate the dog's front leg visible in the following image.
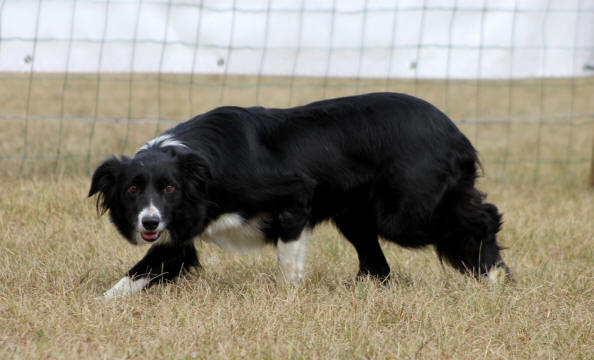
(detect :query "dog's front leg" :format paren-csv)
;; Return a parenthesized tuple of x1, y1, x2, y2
(103, 275, 150, 298)
(276, 206, 311, 285)
(277, 230, 309, 285)
(103, 243, 199, 298)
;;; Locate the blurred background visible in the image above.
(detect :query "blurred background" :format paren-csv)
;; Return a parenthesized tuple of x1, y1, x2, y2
(1, 0, 593, 185)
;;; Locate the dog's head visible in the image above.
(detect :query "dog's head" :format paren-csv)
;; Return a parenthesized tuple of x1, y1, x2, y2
(88, 149, 210, 245)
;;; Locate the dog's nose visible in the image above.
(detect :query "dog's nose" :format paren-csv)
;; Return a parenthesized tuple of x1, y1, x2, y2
(141, 216, 160, 231)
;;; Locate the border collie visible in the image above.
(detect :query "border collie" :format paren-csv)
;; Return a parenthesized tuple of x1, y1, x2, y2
(89, 92, 511, 298)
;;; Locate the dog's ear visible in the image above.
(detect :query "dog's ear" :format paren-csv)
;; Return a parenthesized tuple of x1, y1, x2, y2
(176, 152, 211, 199)
(89, 156, 122, 215)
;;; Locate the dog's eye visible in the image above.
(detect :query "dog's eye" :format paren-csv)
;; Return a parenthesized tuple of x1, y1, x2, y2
(127, 185, 138, 193)
(164, 185, 175, 193)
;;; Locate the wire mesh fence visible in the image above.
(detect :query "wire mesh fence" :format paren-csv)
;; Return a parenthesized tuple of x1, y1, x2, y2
(0, 0, 592, 185)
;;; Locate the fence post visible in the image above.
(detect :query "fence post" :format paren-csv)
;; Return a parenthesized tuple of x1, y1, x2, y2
(590, 140, 594, 187)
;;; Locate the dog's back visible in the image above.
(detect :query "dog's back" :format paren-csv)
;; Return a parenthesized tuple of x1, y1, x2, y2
(164, 93, 509, 279)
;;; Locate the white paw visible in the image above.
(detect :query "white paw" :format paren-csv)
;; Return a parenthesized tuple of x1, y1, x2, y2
(487, 266, 506, 284)
(103, 276, 150, 298)
(279, 262, 305, 285)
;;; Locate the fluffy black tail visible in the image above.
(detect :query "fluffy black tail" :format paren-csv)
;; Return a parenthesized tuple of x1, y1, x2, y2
(434, 185, 511, 280)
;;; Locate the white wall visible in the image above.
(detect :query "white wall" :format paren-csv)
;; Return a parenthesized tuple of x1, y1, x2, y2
(0, 0, 592, 78)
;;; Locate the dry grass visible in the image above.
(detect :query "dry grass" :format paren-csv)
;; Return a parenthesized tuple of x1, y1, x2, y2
(0, 74, 593, 359)
(0, 177, 592, 359)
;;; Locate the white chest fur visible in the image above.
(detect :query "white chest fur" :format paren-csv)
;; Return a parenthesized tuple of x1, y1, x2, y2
(201, 213, 268, 252)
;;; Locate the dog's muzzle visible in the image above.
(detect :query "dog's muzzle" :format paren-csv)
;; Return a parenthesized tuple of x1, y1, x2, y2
(140, 215, 162, 242)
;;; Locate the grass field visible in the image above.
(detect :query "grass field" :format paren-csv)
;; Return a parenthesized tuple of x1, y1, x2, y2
(0, 74, 593, 359)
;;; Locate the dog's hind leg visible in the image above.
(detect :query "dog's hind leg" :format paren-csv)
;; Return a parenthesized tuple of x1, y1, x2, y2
(104, 242, 200, 298)
(334, 211, 390, 281)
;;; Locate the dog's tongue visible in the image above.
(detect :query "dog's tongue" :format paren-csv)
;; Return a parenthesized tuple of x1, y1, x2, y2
(142, 232, 158, 240)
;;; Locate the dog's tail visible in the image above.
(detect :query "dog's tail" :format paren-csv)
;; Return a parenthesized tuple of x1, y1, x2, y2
(434, 184, 511, 281)
(433, 134, 512, 281)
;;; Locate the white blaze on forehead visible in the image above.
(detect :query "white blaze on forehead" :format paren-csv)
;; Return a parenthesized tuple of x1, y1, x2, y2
(277, 231, 308, 285)
(136, 133, 188, 154)
(201, 213, 267, 252)
(103, 276, 150, 298)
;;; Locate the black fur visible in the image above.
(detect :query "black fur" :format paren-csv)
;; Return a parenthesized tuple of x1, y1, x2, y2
(89, 92, 511, 288)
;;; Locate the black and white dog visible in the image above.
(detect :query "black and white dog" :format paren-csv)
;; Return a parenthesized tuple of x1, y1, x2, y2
(89, 93, 511, 297)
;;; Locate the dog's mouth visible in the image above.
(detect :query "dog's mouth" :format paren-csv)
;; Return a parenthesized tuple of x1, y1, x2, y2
(140, 231, 161, 242)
